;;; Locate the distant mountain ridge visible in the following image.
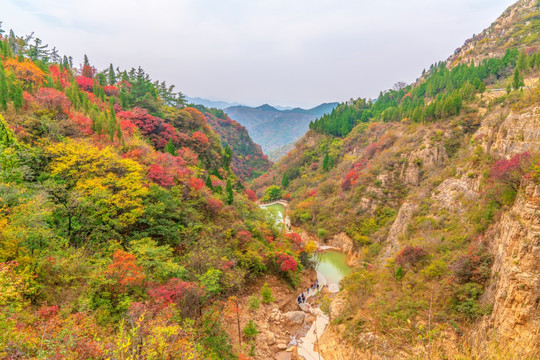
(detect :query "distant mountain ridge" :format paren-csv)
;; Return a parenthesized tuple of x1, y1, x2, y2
(225, 102, 338, 160)
(186, 96, 241, 109)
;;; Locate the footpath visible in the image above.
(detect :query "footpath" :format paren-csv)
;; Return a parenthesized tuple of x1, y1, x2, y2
(295, 272, 330, 360)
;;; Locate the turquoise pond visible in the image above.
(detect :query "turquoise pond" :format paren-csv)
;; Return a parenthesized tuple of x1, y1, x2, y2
(260, 203, 285, 225)
(314, 250, 352, 285)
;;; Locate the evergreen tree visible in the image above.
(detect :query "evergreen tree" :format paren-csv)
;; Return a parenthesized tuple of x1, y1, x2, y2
(206, 175, 213, 190)
(108, 64, 116, 85)
(322, 153, 332, 172)
(0, 62, 8, 111)
(165, 138, 176, 156)
(12, 85, 23, 113)
(83, 54, 89, 67)
(281, 173, 289, 188)
(512, 68, 524, 90)
(223, 146, 233, 168)
(225, 179, 234, 205)
(517, 50, 527, 71)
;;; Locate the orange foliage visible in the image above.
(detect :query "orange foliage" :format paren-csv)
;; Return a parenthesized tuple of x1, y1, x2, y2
(4, 58, 46, 88)
(106, 250, 145, 289)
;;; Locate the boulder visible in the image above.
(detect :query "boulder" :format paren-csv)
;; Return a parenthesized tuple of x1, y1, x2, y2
(283, 311, 305, 324)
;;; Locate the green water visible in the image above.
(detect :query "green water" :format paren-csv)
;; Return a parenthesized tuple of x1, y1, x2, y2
(261, 203, 285, 225)
(315, 250, 352, 285)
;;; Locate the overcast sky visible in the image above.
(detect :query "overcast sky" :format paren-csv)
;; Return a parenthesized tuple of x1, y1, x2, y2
(1, 0, 516, 108)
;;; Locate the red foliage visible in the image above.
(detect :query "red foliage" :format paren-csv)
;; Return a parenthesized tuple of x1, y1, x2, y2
(205, 197, 223, 213)
(119, 119, 137, 137)
(184, 107, 207, 126)
(451, 242, 493, 285)
(307, 190, 317, 197)
(37, 305, 59, 319)
(103, 85, 119, 96)
(277, 253, 298, 272)
(148, 164, 175, 188)
(106, 250, 145, 289)
(49, 64, 69, 88)
(395, 246, 428, 268)
(117, 107, 181, 150)
(491, 152, 531, 189)
(71, 114, 93, 135)
(191, 131, 210, 151)
(189, 177, 205, 191)
(34, 88, 71, 115)
(148, 279, 202, 306)
(76, 76, 94, 92)
(283, 193, 291, 201)
(23, 91, 34, 109)
(177, 147, 199, 166)
(238, 230, 253, 244)
(284, 233, 302, 247)
(364, 142, 381, 159)
(246, 189, 258, 202)
(81, 64, 96, 79)
(341, 168, 359, 191)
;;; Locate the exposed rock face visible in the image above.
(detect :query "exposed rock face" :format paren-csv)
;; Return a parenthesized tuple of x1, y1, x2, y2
(382, 201, 418, 259)
(475, 107, 540, 157)
(327, 232, 354, 254)
(483, 182, 540, 353)
(401, 142, 448, 186)
(432, 177, 480, 213)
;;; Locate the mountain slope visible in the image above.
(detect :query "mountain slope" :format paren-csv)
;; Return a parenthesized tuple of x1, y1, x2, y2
(0, 30, 303, 359)
(195, 105, 272, 181)
(225, 102, 338, 159)
(252, 0, 540, 357)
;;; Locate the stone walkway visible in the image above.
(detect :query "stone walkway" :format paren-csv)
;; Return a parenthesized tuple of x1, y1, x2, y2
(294, 272, 330, 360)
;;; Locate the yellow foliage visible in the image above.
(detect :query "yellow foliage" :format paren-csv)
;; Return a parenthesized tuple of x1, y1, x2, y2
(47, 140, 148, 227)
(4, 58, 46, 88)
(304, 241, 318, 253)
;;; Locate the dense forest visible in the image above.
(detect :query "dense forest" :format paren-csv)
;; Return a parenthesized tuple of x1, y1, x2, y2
(310, 48, 539, 136)
(0, 26, 306, 359)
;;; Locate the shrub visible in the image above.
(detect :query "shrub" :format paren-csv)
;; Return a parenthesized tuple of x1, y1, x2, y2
(248, 295, 260, 310)
(317, 228, 328, 239)
(452, 283, 487, 319)
(491, 152, 531, 190)
(242, 320, 259, 340)
(451, 243, 493, 285)
(395, 246, 428, 269)
(421, 259, 448, 279)
(260, 283, 274, 303)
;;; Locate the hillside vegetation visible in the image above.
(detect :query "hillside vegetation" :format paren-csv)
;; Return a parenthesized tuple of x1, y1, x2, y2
(253, 0, 540, 357)
(0, 27, 307, 359)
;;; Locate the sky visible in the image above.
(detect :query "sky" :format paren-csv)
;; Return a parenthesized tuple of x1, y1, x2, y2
(1, 0, 517, 108)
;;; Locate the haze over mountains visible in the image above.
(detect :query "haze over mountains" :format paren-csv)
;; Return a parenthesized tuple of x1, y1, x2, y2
(225, 102, 338, 161)
(188, 96, 339, 161)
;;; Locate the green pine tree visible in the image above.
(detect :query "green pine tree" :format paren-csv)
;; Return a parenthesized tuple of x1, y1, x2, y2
(0, 62, 8, 111)
(281, 173, 289, 188)
(225, 180, 234, 205)
(223, 146, 233, 168)
(512, 68, 524, 90)
(206, 175, 213, 190)
(517, 51, 528, 71)
(108, 64, 116, 85)
(12, 85, 23, 113)
(165, 138, 176, 156)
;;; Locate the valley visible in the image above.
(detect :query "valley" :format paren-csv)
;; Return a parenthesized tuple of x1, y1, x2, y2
(1, 0, 540, 359)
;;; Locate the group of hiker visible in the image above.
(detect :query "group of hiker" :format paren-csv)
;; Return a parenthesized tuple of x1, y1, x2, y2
(297, 279, 319, 304)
